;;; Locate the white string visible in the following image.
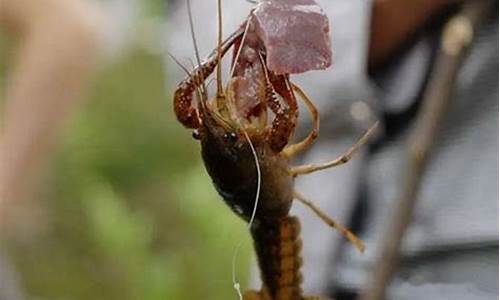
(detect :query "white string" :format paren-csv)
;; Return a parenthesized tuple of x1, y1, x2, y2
(231, 241, 244, 299)
(230, 15, 253, 78)
(231, 130, 262, 299)
(243, 131, 261, 227)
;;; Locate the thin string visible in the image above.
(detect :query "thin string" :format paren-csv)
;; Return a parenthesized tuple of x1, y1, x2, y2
(231, 130, 261, 299)
(230, 15, 253, 78)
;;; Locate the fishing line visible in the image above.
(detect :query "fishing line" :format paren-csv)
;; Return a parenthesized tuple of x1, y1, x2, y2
(231, 130, 261, 299)
(230, 14, 253, 77)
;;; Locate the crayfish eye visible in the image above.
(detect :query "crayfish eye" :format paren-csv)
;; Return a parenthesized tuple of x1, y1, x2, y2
(192, 129, 201, 140)
(223, 132, 238, 144)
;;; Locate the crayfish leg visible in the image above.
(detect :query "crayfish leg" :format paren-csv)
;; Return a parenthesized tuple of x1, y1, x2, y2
(243, 290, 335, 300)
(283, 83, 320, 159)
(294, 191, 365, 253)
(243, 290, 272, 300)
(266, 73, 299, 152)
(290, 122, 379, 176)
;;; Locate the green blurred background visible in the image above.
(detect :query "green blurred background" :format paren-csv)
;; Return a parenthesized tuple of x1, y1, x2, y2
(1, 1, 252, 299)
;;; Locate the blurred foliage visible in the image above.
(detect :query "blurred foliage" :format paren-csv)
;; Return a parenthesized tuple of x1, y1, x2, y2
(3, 39, 252, 300)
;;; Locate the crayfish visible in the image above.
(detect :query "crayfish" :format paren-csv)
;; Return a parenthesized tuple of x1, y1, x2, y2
(171, 0, 378, 299)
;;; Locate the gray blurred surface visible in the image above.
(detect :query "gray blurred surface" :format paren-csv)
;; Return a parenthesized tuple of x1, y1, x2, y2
(389, 282, 495, 300)
(322, 4, 499, 299)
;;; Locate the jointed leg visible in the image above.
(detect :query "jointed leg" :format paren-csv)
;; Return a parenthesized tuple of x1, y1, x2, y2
(266, 73, 299, 152)
(290, 122, 379, 176)
(283, 83, 320, 159)
(243, 290, 264, 300)
(173, 56, 219, 128)
(243, 289, 273, 300)
(294, 192, 365, 253)
(173, 29, 243, 129)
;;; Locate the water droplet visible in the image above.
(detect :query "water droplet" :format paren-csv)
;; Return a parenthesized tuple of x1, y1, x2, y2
(233, 205, 244, 215)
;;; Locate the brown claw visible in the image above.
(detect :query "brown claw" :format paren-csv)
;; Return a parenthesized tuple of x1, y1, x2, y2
(266, 73, 298, 152)
(173, 28, 244, 129)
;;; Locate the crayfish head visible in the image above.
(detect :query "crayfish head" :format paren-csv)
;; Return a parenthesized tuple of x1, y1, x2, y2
(196, 50, 294, 222)
(196, 83, 271, 221)
(197, 66, 269, 155)
(198, 107, 263, 221)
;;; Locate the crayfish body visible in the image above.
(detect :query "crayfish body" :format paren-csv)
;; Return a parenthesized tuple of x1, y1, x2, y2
(172, 1, 376, 299)
(200, 125, 294, 223)
(175, 22, 300, 224)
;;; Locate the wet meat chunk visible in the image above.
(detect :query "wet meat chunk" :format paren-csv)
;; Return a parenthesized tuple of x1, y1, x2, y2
(252, 0, 332, 74)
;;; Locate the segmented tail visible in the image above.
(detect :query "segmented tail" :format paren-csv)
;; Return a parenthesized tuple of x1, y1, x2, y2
(246, 216, 335, 300)
(251, 216, 304, 300)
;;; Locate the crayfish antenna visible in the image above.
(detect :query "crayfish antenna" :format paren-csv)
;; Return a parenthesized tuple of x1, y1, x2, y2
(166, 51, 191, 76)
(230, 15, 252, 77)
(215, 0, 225, 103)
(186, 0, 208, 113)
(294, 191, 366, 253)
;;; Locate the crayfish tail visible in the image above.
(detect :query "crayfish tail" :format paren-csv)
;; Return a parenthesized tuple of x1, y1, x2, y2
(251, 216, 304, 300)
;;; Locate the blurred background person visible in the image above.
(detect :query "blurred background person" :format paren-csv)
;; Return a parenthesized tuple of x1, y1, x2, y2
(0, 0, 102, 298)
(0, 0, 102, 234)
